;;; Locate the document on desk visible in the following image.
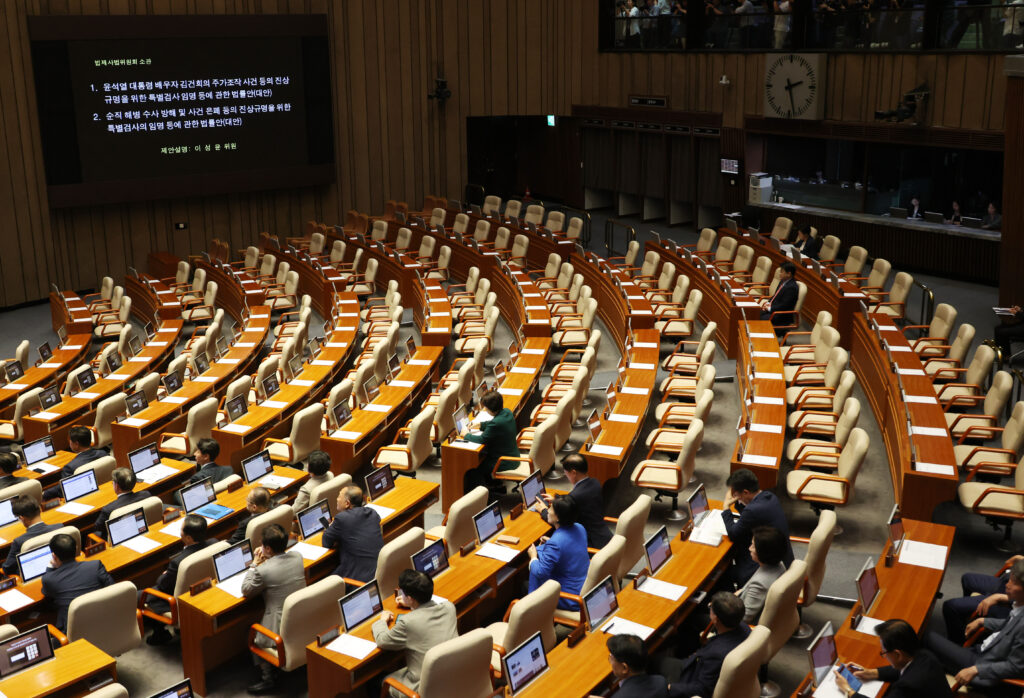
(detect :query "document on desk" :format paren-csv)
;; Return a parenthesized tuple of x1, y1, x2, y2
(619, 387, 649, 395)
(749, 423, 783, 433)
(331, 430, 362, 440)
(362, 404, 392, 413)
(56, 502, 94, 515)
(752, 351, 780, 358)
(690, 511, 728, 546)
(914, 462, 956, 476)
(39, 362, 62, 369)
(638, 578, 687, 602)
(0, 588, 35, 613)
(407, 359, 431, 365)
(741, 454, 777, 467)
(589, 445, 624, 457)
(753, 396, 784, 405)
(606, 414, 639, 424)
(160, 396, 188, 405)
(33, 412, 59, 421)
(476, 542, 519, 562)
(30, 462, 60, 474)
(221, 424, 252, 434)
(122, 535, 162, 554)
(910, 426, 947, 437)
(855, 615, 885, 635)
(898, 540, 948, 569)
(389, 380, 415, 388)
(813, 669, 883, 698)
(136, 464, 178, 484)
(258, 475, 296, 490)
(366, 503, 395, 520)
(601, 617, 655, 641)
(216, 573, 248, 598)
(903, 395, 937, 404)
(290, 541, 329, 561)
(261, 400, 288, 409)
(161, 518, 185, 538)
(326, 633, 377, 660)
(120, 417, 148, 427)
(896, 368, 925, 376)
(194, 376, 217, 383)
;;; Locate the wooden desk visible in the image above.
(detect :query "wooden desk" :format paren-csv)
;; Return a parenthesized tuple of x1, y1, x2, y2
(48, 292, 93, 336)
(198, 261, 266, 318)
(0, 334, 91, 421)
(0, 639, 116, 698)
(367, 476, 440, 541)
(126, 274, 181, 321)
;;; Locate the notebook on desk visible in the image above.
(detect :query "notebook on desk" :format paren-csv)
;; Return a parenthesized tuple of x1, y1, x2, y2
(21, 436, 57, 474)
(179, 478, 232, 520)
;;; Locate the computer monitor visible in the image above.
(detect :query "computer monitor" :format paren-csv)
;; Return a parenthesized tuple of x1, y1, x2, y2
(262, 374, 280, 400)
(472, 501, 504, 544)
(363, 376, 380, 402)
(143, 322, 155, 340)
(587, 410, 602, 442)
(962, 216, 983, 228)
(493, 361, 506, 385)
(37, 386, 60, 411)
(332, 402, 351, 429)
(126, 390, 149, 415)
(411, 538, 449, 579)
(128, 334, 144, 358)
(192, 353, 209, 375)
(582, 575, 619, 631)
(923, 211, 944, 224)
(687, 484, 710, 526)
(475, 381, 489, 404)
(644, 526, 672, 575)
(144, 678, 195, 698)
(405, 336, 416, 358)
(4, 362, 23, 382)
(365, 466, 395, 500)
(888, 206, 908, 219)
(179, 478, 216, 514)
(0, 625, 55, 678)
(453, 405, 471, 437)
(17, 545, 53, 583)
(502, 631, 550, 696)
(128, 443, 161, 476)
(0, 498, 16, 528)
(21, 436, 55, 467)
(508, 341, 520, 362)
(60, 469, 98, 503)
(288, 354, 304, 380)
(521, 470, 545, 510)
(37, 342, 52, 363)
(387, 354, 400, 377)
(75, 367, 96, 391)
(107, 508, 149, 547)
(217, 336, 230, 357)
(855, 558, 880, 614)
(225, 395, 248, 422)
(57, 326, 68, 345)
(887, 504, 905, 554)
(808, 621, 837, 688)
(162, 370, 183, 395)
(240, 450, 274, 484)
(213, 540, 254, 583)
(106, 352, 122, 374)
(297, 500, 331, 540)
(338, 580, 383, 632)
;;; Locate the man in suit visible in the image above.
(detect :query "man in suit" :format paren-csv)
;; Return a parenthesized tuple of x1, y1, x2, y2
(59, 426, 107, 480)
(2, 495, 61, 575)
(541, 454, 612, 549)
(373, 569, 458, 697)
(187, 438, 233, 486)
(607, 633, 669, 697)
(925, 558, 1024, 691)
(759, 261, 798, 330)
(942, 555, 1019, 643)
(322, 485, 383, 583)
(40, 533, 114, 632)
(834, 619, 948, 698)
(227, 486, 271, 545)
(657, 592, 750, 698)
(0, 453, 27, 490)
(721, 468, 793, 586)
(906, 196, 924, 220)
(94, 467, 149, 539)
(241, 523, 305, 695)
(463, 390, 520, 498)
(792, 226, 821, 260)
(144, 514, 217, 646)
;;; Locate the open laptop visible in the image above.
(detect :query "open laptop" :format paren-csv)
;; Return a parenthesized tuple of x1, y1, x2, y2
(37, 342, 52, 364)
(240, 449, 290, 490)
(142, 322, 154, 341)
(128, 442, 177, 484)
(5, 362, 24, 382)
(962, 216, 983, 228)
(17, 545, 53, 583)
(887, 504, 905, 555)
(296, 500, 331, 541)
(405, 336, 417, 359)
(644, 525, 673, 575)
(888, 206, 907, 219)
(162, 369, 183, 395)
(287, 354, 304, 381)
(411, 538, 449, 579)
(107, 508, 149, 547)
(128, 334, 144, 358)
(452, 405, 472, 438)
(582, 574, 655, 640)
(365, 465, 396, 501)
(387, 354, 400, 379)
(808, 621, 863, 693)
(179, 477, 232, 520)
(0, 625, 55, 678)
(37, 386, 60, 412)
(60, 469, 98, 503)
(363, 375, 380, 403)
(225, 395, 248, 422)
(339, 580, 383, 632)
(144, 678, 196, 698)
(212, 540, 254, 596)
(472, 501, 505, 544)
(493, 361, 506, 386)
(856, 557, 881, 616)
(923, 211, 944, 224)
(57, 326, 68, 345)
(687, 484, 712, 527)
(126, 390, 149, 415)
(106, 352, 123, 375)
(192, 353, 210, 376)
(521, 469, 546, 512)
(332, 402, 352, 430)
(21, 436, 57, 473)
(502, 631, 550, 696)
(0, 497, 16, 528)
(262, 374, 281, 401)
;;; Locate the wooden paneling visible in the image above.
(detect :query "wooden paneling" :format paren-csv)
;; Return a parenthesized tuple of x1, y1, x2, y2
(0, 0, 1008, 307)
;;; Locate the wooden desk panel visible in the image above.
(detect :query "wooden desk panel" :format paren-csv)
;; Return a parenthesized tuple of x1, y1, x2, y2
(127, 274, 181, 322)
(0, 334, 91, 421)
(49, 292, 93, 336)
(730, 320, 786, 490)
(0, 640, 116, 698)
(198, 261, 265, 320)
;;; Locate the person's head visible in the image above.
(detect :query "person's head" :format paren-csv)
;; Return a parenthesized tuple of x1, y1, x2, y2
(308, 450, 331, 478)
(910, 196, 919, 207)
(0, 453, 18, 476)
(1006, 559, 1024, 605)
(562, 454, 588, 484)
(50, 533, 78, 564)
(480, 390, 504, 416)
(261, 523, 289, 555)
(709, 591, 745, 630)
(397, 569, 434, 606)
(246, 487, 270, 514)
(780, 261, 797, 280)
(68, 426, 92, 452)
(952, 200, 961, 212)
(111, 467, 137, 495)
(549, 495, 577, 529)
(194, 438, 220, 465)
(989, 202, 999, 215)
(750, 526, 787, 567)
(796, 225, 811, 240)
(607, 634, 647, 679)
(874, 619, 919, 670)
(726, 468, 761, 504)
(12, 495, 41, 524)
(338, 485, 364, 511)
(180, 514, 208, 546)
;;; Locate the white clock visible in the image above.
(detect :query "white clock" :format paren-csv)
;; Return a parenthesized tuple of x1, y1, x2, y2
(763, 54, 825, 120)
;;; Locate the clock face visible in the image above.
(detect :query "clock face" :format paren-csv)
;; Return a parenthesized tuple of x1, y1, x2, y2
(764, 54, 823, 120)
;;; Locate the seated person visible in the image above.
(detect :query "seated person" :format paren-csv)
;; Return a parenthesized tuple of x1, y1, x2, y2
(188, 437, 232, 485)
(94, 467, 149, 539)
(791, 226, 821, 259)
(834, 618, 948, 698)
(292, 449, 333, 512)
(758, 262, 798, 329)
(0, 453, 27, 490)
(462, 390, 520, 498)
(373, 569, 458, 698)
(227, 486, 271, 545)
(41, 533, 114, 631)
(942, 555, 1020, 643)
(527, 496, 589, 610)
(982, 202, 1002, 230)
(925, 558, 1024, 691)
(605, 633, 669, 698)
(946, 200, 963, 225)
(144, 514, 217, 645)
(737, 526, 787, 623)
(721, 469, 793, 586)
(2, 495, 61, 575)
(656, 592, 750, 698)
(60, 425, 107, 480)
(906, 196, 924, 219)
(541, 454, 612, 549)
(322, 485, 384, 584)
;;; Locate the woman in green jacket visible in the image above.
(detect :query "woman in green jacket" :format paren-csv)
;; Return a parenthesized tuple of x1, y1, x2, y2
(464, 390, 520, 498)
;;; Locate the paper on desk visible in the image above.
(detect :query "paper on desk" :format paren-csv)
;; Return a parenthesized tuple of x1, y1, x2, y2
(736, 301, 760, 308)
(326, 633, 377, 660)
(914, 462, 956, 476)
(194, 376, 217, 383)
(150, 341, 169, 347)
(522, 348, 545, 355)
(752, 351, 779, 358)
(122, 535, 162, 554)
(362, 404, 392, 413)
(258, 475, 296, 490)
(590, 445, 623, 456)
(510, 367, 533, 374)
(218, 358, 241, 365)
(217, 573, 248, 598)
(221, 424, 251, 434)
(33, 412, 59, 420)
(128, 357, 149, 363)
(39, 362, 61, 369)
(30, 463, 59, 475)
(158, 327, 176, 333)
(903, 395, 937, 404)
(888, 345, 911, 352)
(855, 615, 885, 635)
(366, 503, 395, 520)
(407, 359, 430, 365)
(448, 440, 482, 450)
(310, 360, 334, 367)
(73, 392, 99, 399)
(896, 368, 925, 376)
(634, 342, 658, 348)
(261, 400, 288, 409)
(753, 396, 784, 405)
(331, 430, 362, 440)
(161, 518, 185, 538)
(0, 588, 35, 613)
(749, 423, 783, 433)
(497, 388, 523, 396)
(813, 668, 883, 698)
(629, 363, 655, 370)
(607, 414, 639, 423)
(910, 426, 947, 437)
(638, 578, 687, 601)
(750, 332, 775, 339)
(753, 372, 783, 380)
(236, 342, 256, 348)
(601, 617, 655, 641)
(136, 464, 178, 483)
(476, 542, 519, 562)
(619, 386, 649, 396)
(741, 454, 777, 466)
(290, 541, 329, 561)
(325, 342, 348, 349)
(64, 344, 85, 349)
(389, 380, 415, 388)
(290, 379, 315, 387)
(898, 540, 948, 569)
(120, 417, 148, 427)
(56, 501, 94, 515)
(160, 396, 188, 405)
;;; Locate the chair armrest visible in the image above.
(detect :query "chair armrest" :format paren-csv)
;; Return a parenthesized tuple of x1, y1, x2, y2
(603, 516, 618, 524)
(791, 441, 841, 462)
(248, 623, 285, 668)
(968, 486, 1024, 514)
(936, 382, 980, 401)
(47, 625, 68, 647)
(262, 438, 294, 463)
(793, 420, 838, 439)
(381, 678, 419, 698)
(493, 456, 533, 478)
(139, 587, 178, 625)
(87, 532, 106, 547)
(794, 473, 850, 504)
(157, 432, 189, 451)
(794, 450, 841, 470)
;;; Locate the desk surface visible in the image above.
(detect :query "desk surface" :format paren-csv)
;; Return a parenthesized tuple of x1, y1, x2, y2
(732, 320, 786, 489)
(0, 639, 116, 698)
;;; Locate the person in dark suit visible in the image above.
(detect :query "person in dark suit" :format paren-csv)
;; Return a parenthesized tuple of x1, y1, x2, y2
(834, 619, 949, 698)
(906, 196, 924, 220)
(94, 468, 149, 539)
(2, 495, 61, 575)
(59, 426, 107, 480)
(942, 555, 1019, 643)
(606, 633, 668, 698)
(227, 486, 271, 545)
(463, 390, 520, 497)
(187, 438, 233, 485)
(791, 226, 821, 260)
(0, 453, 27, 490)
(758, 262, 799, 330)
(541, 454, 612, 549)
(40, 533, 114, 631)
(721, 469, 793, 585)
(657, 592, 750, 698)
(322, 485, 384, 584)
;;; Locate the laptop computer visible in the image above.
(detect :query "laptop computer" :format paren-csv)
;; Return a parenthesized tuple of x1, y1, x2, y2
(923, 211, 944, 224)
(105, 352, 123, 375)
(0, 626, 55, 678)
(179, 478, 232, 520)
(502, 631, 549, 696)
(856, 557, 881, 615)
(126, 390, 148, 415)
(453, 405, 473, 438)
(37, 342, 52, 364)
(365, 465, 396, 501)
(107, 508, 149, 547)
(144, 678, 196, 698)
(962, 216, 983, 228)
(297, 500, 332, 541)
(21, 436, 56, 473)
(472, 501, 504, 544)
(411, 538, 450, 579)
(888, 206, 908, 219)
(405, 336, 417, 359)
(387, 354, 400, 379)
(287, 354, 304, 381)
(212, 540, 254, 596)
(687, 484, 711, 527)
(57, 326, 68, 345)
(192, 353, 209, 376)
(225, 395, 248, 422)
(0, 497, 16, 529)
(338, 580, 383, 632)
(128, 442, 177, 484)
(521, 469, 546, 511)
(887, 504, 905, 555)
(363, 376, 380, 403)
(582, 575, 620, 631)
(17, 545, 53, 583)
(262, 374, 281, 401)
(808, 621, 863, 692)
(644, 525, 673, 575)
(332, 402, 352, 430)
(162, 370, 183, 395)
(128, 334, 144, 358)
(493, 361, 506, 386)
(241, 449, 290, 490)
(60, 469, 98, 503)
(37, 386, 60, 412)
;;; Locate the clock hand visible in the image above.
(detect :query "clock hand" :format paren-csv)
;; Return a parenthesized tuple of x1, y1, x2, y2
(789, 88, 796, 116)
(789, 80, 804, 89)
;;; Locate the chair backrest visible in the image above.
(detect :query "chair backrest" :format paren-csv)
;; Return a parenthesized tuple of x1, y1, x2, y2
(566, 217, 583, 239)
(445, 486, 489, 550)
(926, 302, 957, 342)
(834, 398, 861, 445)
(505, 200, 523, 219)
(638, 251, 659, 278)
(694, 364, 717, 394)
(455, 359, 477, 407)
(555, 262, 574, 290)
(545, 210, 565, 233)
(174, 261, 190, 285)
(173, 540, 231, 597)
(74, 455, 117, 484)
(963, 344, 995, 387)
(552, 390, 576, 449)
(91, 393, 127, 448)
(771, 216, 793, 241)
(984, 371, 1014, 417)
(1000, 401, 1024, 452)
(67, 580, 141, 656)
(10, 387, 42, 440)
(482, 195, 502, 215)
(135, 372, 160, 403)
(676, 418, 704, 486)
(822, 347, 849, 388)
(836, 428, 869, 483)
(277, 575, 346, 671)
(202, 281, 218, 307)
(255, 357, 280, 400)
(185, 397, 218, 451)
(583, 535, 626, 594)
(750, 256, 773, 285)
(696, 228, 717, 253)
(818, 235, 840, 263)
(395, 227, 412, 250)
(258, 255, 276, 278)
(527, 415, 558, 477)
(325, 380, 354, 429)
(418, 235, 436, 260)
(844, 246, 868, 276)
(108, 496, 164, 528)
(406, 406, 436, 470)
(328, 239, 345, 264)
(888, 271, 913, 305)
(224, 376, 252, 409)
(371, 219, 388, 241)
(376, 526, 424, 592)
(510, 234, 529, 260)
(472, 219, 491, 243)
(613, 495, 652, 580)
(864, 258, 892, 290)
(760, 560, 807, 656)
(656, 261, 677, 291)
(310, 473, 354, 517)
(0, 625, 16, 642)
(0, 479, 41, 506)
(245, 505, 295, 550)
(524, 204, 544, 225)
(711, 625, 771, 698)
(715, 236, 737, 263)
(453, 213, 470, 235)
(684, 289, 703, 322)
(434, 384, 460, 438)
(505, 579, 560, 653)
(23, 525, 81, 554)
(947, 323, 976, 363)
(801, 510, 837, 607)
(309, 232, 325, 256)
(418, 628, 495, 698)
(430, 207, 446, 227)
(812, 326, 841, 364)
(288, 403, 326, 464)
(493, 227, 511, 251)
(734, 245, 755, 273)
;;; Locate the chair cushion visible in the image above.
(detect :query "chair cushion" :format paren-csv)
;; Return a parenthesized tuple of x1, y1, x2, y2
(552, 608, 581, 624)
(374, 448, 411, 468)
(786, 470, 844, 502)
(784, 364, 825, 383)
(924, 360, 957, 378)
(266, 440, 292, 461)
(954, 444, 1013, 467)
(785, 438, 839, 463)
(425, 525, 445, 539)
(939, 386, 979, 404)
(160, 436, 188, 454)
(958, 482, 1024, 515)
(661, 354, 698, 371)
(656, 319, 693, 336)
(495, 459, 532, 479)
(454, 337, 488, 353)
(945, 414, 995, 439)
(653, 402, 695, 422)
(659, 376, 696, 393)
(0, 423, 15, 439)
(645, 428, 686, 450)
(785, 386, 832, 407)
(552, 330, 588, 346)
(630, 460, 681, 490)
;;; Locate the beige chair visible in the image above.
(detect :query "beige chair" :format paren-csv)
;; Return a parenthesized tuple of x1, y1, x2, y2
(370, 219, 389, 242)
(427, 245, 451, 281)
(0, 479, 42, 506)
(94, 297, 132, 339)
(140, 540, 230, 633)
(786, 427, 869, 517)
(181, 282, 218, 325)
(631, 420, 703, 520)
(730, 244, 756, 277)
(783, 327, 840, 385)
(248, 575, 345, 675)
(653, 365, 716, 418)
(383, 627, 496, 698)
(109, 495, 165, 528)
(369, 527, 424, 592)
(785, 397, 860, 465)
(657, 288, 702, 338)
(486, 579, 560, 670)
(426, 486, 488, 551)
(0, 387, 42, 442)
(135, 372, 161, 404)
(23, 525, 81, 554)
(309, 473, 354, 517)
(659, 341, 716, 393)
(836, 245, 868, 278)
(504, 199, 523, 220)
(544, 210, 565, 233)
(954, 401, 1024, 478)
(65, 581, 142, 657)
(454, 307, 499, 355)
(610, 495, 652, 581)
(740, 256, 773, 289)
(373, 406, 435, 473)
(648, 387, 714, 440)
(508, 234, 530, 267)
(770, 216, 793, 241)
(712, 625, 771, 698)
(323, 379, 355, 431)
(348, 258, 379, 296)
(686, 228, 718, 258)
(482, 195, 502, 216)
(631, 251, 661, 286)
(869, 271, 913, 320)
(758, 561, 808, 695)
(552, 297, 597, 348)
(784, 347, 849, 409)
(922, 323, 976, 380)
(158, 397, 218, 456)
(608, 240, 640, 271)
(245, 505, 296, 550)
(164, 260, 190, 288)
(564, 217, 584, 240)
(787, 370, 855, 430)
(849, 257, 892, 292)
(429, 207, 446, 227)
(794, 510, 837, 638)
(264, 403, 325, 466)
(524, 204, 544, 225)
(553, 535, 626, 626)
(73, 455, 117, 485)
(0, 624, 16, 642)
(817, 235, 841, 265)
(945, 371, 1013, 441)
(662, 322, 717, 373)
(710, 236, 738, 271)
(903, 302, 957, 357)
(85, 684, 130, 698)
(934, 345, 996, 408)
(495, 414, 558, 484)
(452, 213, 470, 236)
(85, 276, 115, 314)
(648, 272, 688, 307)
(267, 271, 299, 312)
(780, 311, 834, 362)
(958, 455, 1024, 549)
(175, 267, 206, 301)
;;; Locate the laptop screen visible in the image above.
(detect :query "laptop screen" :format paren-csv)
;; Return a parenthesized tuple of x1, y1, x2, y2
(687, 485, 709, 522)
(297, 500, 331, 540)
(106, 352, 122, 374)
(179, 478, 216, 514)
(583, 575, 618, 630)
(332, 402, 351, 428)
(57, 326, 68, 345)
(808, 621, 837, 688)
(503, 631, 549, 695)
(241, 450, 274, 484)
(365, 466, 395, 500)
(225, 395, 247, 422)
(363, 376, 380, 402)
(5, 362, 24, 382)
(339, 580, 383, 632)
(60, 469, 98, 503)
(37, 343, 52, 362)
(887, 504, 905, 553)
(587, 410, 602, 442)
(856, 558, 879, 614)
(411, 538, 449, 579)
(162, 370, 182, 395)
(521, 470, 545, 509)
(126, 391, 149, 415)
(144, 678, 195, 698)
(644, 526, 672, 575)
(193, 353, 209, 375)
(129, 335, 144, 358)
(493, 361, 506, 385)
(77, 367, 96, 390)
(473, 502, 504, 544)
(128, 443, 161, 475)
(288, 354, 303, 380)
(0, 626, 55, 679)
(262, 374, 280, 399)
(213, 540, 254, 582)
(107, 509, 149, 547)
(388, 354, 400, 376)
(38, 386, 60, 411)
(0, 498, 16, 528)
(406, 336, 416, 358)
(17, 545, 53, 583)
(453, 406, 470, 436)
(22, 437, 55, 466)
